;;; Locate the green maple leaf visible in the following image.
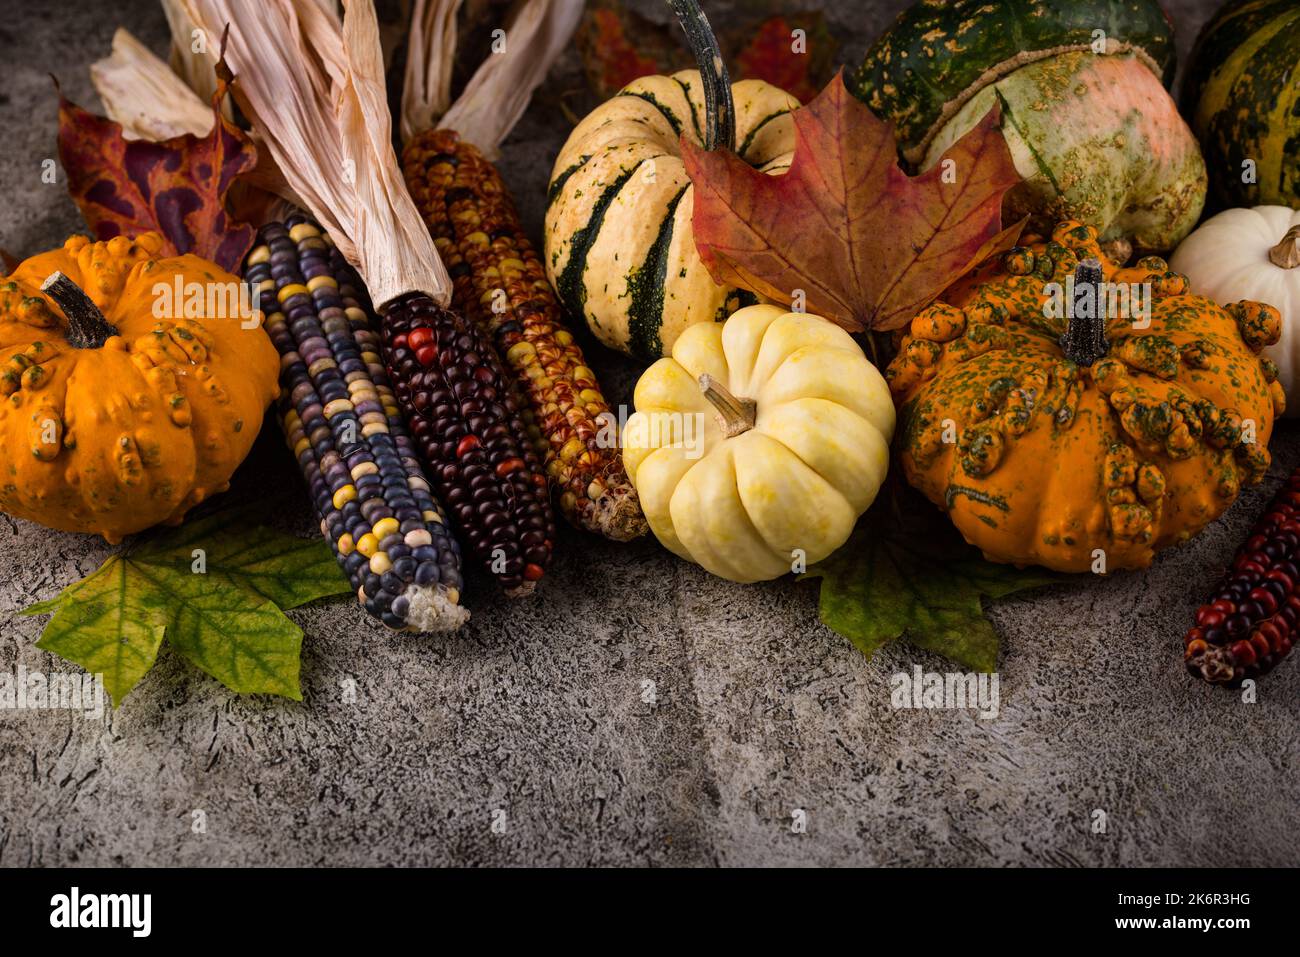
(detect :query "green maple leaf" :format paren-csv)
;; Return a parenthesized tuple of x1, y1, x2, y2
(803, 483, 1065, 672)
(20, 508, 350, 705)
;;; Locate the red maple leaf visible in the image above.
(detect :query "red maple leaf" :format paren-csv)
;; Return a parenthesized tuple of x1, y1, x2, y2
(682, 72, 1025, 332)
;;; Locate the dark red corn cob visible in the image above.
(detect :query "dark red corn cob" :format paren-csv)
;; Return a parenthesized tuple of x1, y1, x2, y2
(380, 294, 555, 595)
(1184, 467, 1300, 683)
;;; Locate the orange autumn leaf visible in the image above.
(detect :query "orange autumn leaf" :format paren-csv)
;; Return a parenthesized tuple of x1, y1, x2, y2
(682, 71, 1025, 332)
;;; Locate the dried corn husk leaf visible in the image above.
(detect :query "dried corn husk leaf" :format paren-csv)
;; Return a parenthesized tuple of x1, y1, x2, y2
(403, 0, 581, 157)
(159, 0, 235, 123)
(91, 28, 213, 140)
(400, 0, 463, 145)
(183, 0, 450, 307)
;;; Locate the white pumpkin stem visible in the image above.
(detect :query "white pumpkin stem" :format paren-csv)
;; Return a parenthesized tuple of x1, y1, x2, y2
(698, 374, 755, 437)
(42, 271, 118, 349)
(1268, 225, 1300, 269)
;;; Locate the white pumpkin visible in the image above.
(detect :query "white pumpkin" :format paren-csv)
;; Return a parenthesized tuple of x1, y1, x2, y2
(621, 305, 894, 583)
(1170, 205, 1300, 414)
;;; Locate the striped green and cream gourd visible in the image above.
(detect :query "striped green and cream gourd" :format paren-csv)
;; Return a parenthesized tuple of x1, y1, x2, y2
(1185, 0, 1300, 209)
(247, 215, 469, 632)
(544, 0, 798, 363)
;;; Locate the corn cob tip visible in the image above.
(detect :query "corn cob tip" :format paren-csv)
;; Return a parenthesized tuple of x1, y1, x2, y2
(1185, 643, 1236, 684)
(404, 583, 471, 632)
(588, 482, 649, 542)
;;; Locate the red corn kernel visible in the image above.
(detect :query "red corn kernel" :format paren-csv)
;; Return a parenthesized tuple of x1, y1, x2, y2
(1210, 598, 1235, 615)
(1185, 638, 1208, 658)
(1184, 627, 1205, 647)
(1257, 619, 1283, 647)
(1231, 640, 1257, 667)
(523, 563, 545, 581)
(495, 456, 526, 478)
(1266, 570, 1294, 590)
(379, 292, 556, 595)
(1249, 587, 1279, 615)
(407, 327, 434, 351)
(1197, 609, 1226, 629)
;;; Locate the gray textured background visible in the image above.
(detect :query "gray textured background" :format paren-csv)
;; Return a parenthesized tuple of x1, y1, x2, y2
(1, 0, 1296, 868)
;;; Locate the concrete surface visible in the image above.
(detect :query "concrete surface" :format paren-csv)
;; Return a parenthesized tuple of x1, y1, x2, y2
(0, 0, 1296, 868)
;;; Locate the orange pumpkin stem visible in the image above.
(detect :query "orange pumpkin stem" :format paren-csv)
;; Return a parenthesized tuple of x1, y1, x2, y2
(698, 373, 755, 437)
(1267, 225, 1300, 269)
(40, 271, 118, 349)
(1059, 259, 1109, 366)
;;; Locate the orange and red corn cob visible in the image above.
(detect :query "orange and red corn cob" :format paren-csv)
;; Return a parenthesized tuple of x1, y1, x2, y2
(401, 128, 647, 542)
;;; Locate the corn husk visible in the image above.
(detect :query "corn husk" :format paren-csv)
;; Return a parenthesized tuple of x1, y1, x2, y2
(400, 0, 463, 145)
(160, 0, 229, 116)
(91, 28, 214, 140)
(181, 0, 451, 308)
(401, 0, 581, 158)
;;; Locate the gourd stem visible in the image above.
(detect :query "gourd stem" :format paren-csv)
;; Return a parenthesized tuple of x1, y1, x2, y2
(41, 271, 119, 349)
(1268, 225, 1300, 269)
(699, 373, 755, 437)
(1059, 258, 1109, 367)
(667, 0, 735, 153)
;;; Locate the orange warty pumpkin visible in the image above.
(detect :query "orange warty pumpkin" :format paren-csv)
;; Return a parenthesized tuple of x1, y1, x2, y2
(0, 233, 279, 542)
(887, 221, 1286, 573)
